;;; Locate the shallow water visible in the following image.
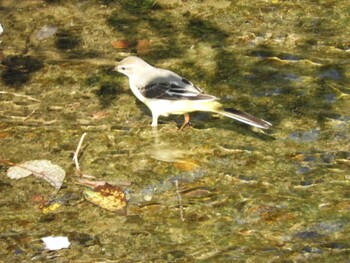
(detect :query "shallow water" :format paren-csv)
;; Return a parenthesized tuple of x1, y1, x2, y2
(0, 0, 349, 261)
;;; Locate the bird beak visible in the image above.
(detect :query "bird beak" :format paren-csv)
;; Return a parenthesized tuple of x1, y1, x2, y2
(109, 65, 119, 72)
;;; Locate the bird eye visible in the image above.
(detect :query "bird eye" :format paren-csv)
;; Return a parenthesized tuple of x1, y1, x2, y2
(121, 67, 126, 70)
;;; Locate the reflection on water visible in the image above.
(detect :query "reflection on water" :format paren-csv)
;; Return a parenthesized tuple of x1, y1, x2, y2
(0, 0, 350, 261)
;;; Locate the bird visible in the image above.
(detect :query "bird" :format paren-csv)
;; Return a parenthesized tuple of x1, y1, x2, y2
(114, 56, 272, 130)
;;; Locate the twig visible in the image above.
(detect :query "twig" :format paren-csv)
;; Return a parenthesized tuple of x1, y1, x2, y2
(0, 91, 41, 121)
(0, 91, 41, 102)
(174, 180, 185, 222)
(23, 103, 41, 121)
(76, 178, 132, 187)
(73, 132, 87, 177)
(0, 159, 17, 167)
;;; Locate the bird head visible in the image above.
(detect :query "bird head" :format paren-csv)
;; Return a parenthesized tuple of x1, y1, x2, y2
(114, 56, 152, 78)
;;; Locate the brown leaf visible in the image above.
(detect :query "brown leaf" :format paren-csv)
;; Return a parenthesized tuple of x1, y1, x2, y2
(91, 110, 108, 120)
(136, 39, 151, 55)
(173, 160, 199, 171)
(111, 40, 130, 49)
(83, 183, 127, 215)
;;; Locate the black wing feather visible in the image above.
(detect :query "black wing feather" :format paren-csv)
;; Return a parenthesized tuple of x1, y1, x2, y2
(139, 79, 215, 101)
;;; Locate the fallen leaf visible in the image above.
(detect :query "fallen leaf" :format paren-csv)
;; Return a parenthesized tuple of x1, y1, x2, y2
(111, 40, 130, 49)
(31, 195, 46, 206)
(83, 183, 127, 215)
(136, 39, 151, 55)
(7, 160, 66, 190)
(0, 131, 11, 139)
(91, 110, 108, 120)
(42, 203, 62, 214)
(182, 187, 212, 198)
(173, 160, 199, 171)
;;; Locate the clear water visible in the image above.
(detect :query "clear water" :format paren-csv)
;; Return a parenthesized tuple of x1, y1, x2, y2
(0, 0, 349, 261)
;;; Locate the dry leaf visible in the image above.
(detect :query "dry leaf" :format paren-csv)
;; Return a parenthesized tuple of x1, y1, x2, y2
(91, 110, 108, 120)
(173, 160, 199, 171)
(136, 39, 151, 55)
(7, 160, 66, 190)
(83, 183, 127, 215)
(111, 40, 130, 49)
(42, 203, 62, 214)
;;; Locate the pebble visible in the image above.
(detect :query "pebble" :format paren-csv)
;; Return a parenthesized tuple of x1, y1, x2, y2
(35, 25, 58, 40)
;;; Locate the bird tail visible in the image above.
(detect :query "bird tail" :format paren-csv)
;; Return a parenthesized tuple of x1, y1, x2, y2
(214, 107, 272, 129)
(192, 100, 272, 129)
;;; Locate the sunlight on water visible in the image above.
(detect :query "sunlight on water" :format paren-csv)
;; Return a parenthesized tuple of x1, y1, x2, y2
(0, 0, 349, 261)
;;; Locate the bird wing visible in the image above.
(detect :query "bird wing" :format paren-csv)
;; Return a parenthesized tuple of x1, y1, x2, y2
(139, 77, 216, 101)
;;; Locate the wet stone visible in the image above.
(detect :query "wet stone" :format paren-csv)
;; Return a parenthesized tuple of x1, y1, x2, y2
(317, 68, 342, 80)
(302, 246, 323, 254)
(322, 242, 349, 250)
(68, 232, 100, 247)
(35, 25, 58, 40)
(296, 166, 311, 174)
(294, 231, 323, 240)
(163, 250, 186, 261)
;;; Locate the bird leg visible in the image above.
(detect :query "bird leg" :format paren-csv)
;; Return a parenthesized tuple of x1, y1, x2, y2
(151, 114, 159, 127)
(179, 113, 190, 131)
